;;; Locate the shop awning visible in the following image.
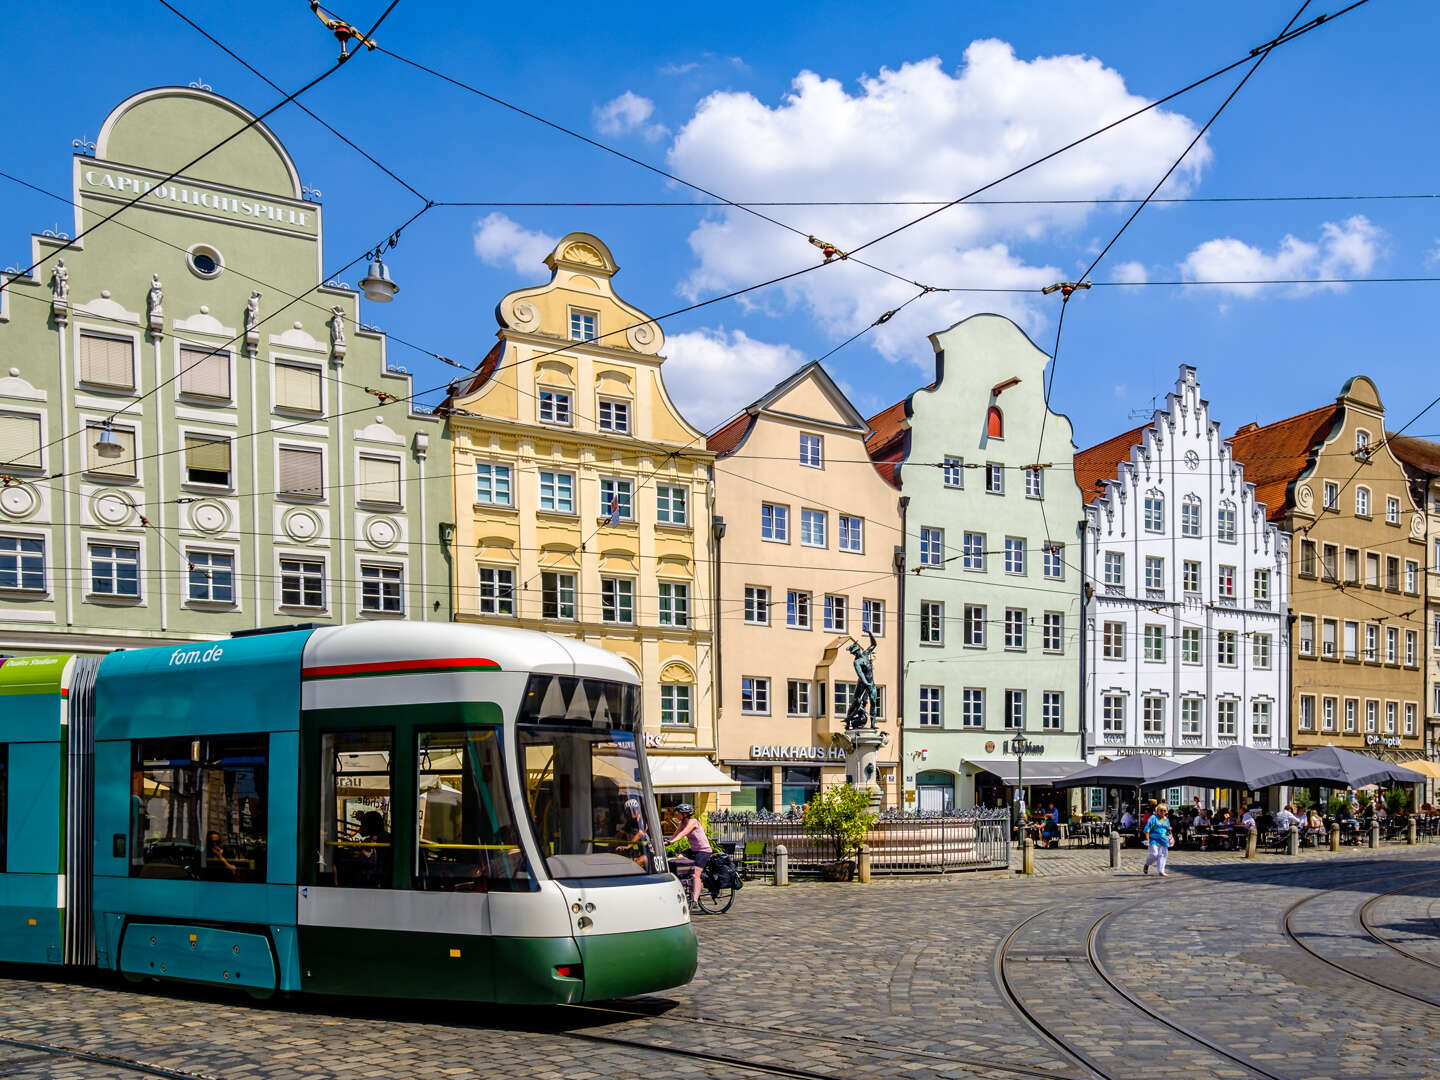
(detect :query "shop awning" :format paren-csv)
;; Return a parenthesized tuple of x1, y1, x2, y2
(647, 754, 740, 792)
(1397, 759, 1440, 779)
(964, 759, 1090, 785)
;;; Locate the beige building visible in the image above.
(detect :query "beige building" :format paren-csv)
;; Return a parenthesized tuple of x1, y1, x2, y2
(708, 363, 902, 810)
(1230, 377, 1427, 760)
(1389, 434, 1440, 793)
(443, 233, 732, 810)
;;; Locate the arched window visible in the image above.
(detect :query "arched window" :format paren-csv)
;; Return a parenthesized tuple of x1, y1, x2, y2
(1181, 494, 1202, 538)
(1143, 489, 1164, 533)
(986, 405, 1004, 439)
(1356, 486, 1371, 517)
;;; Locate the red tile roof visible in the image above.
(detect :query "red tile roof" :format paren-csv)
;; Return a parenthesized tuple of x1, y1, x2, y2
(1227, 403, 1341, 522)
(864, 395, 912, 489)
(1388, 433, 1440, 476)
(438, 339, 505, 413)
(1072, 422, 1149, 505)
(705, 411, 755, 457)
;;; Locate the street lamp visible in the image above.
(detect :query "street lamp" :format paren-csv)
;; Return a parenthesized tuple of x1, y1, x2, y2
(1013, 732, 1029, 840)
(93, 419, 123, 458)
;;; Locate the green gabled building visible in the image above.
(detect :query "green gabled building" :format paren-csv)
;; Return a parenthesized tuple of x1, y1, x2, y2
(0, 87, 449, 654)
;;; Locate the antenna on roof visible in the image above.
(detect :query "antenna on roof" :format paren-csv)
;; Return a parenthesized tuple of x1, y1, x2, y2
(1128, 395, 1160, 422)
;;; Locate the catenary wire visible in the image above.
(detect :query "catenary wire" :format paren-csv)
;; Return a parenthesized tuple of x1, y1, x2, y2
(3, 0, 402, 287)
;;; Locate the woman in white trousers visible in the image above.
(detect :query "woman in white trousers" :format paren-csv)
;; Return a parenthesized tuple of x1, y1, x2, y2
(1142, 804, 1172, 876)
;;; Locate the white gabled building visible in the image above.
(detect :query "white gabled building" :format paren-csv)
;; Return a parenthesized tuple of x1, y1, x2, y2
(1076, 366, 1290, 780)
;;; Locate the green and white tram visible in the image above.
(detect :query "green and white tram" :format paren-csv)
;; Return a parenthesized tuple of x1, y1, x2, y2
(0, 622, 697, 1003)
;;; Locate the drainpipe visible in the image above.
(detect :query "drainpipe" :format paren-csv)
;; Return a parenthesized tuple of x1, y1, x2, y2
(896, 495, 909, 806)
(1079, 527, 1089, 762)
(711, 511, 725, 712)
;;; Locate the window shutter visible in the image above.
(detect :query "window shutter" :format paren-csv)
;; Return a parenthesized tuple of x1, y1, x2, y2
(357, 455, 401, 505)
(0, 413, 42, 469)
(274, 363, 321, 412)
(179, 347, 231, 399)
(278, 447, 324, 497)
(79, 333, 135, 388)
(86, 424, 136, 476)
(184, 435, 230, 473)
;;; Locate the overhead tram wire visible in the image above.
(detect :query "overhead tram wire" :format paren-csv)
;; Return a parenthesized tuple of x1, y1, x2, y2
(1033, 0, 1317, 545)
(2, 0, 403, 288)
(156, 0, 429, 202)
(25, 198, 439, 464)
(844, 0, 1367, 262)
(438, 192, 1440, 209)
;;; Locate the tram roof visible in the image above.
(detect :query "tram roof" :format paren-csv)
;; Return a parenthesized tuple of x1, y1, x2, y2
(301, 622, 640, 685)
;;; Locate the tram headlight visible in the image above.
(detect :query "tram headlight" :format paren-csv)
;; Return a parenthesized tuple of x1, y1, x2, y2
(571, 903, 583, 913)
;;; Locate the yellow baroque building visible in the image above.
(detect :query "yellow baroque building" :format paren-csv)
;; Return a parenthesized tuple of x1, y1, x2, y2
(444, 233, 730, 810)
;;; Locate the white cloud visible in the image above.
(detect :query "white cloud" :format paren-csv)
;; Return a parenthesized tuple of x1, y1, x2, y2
(1113, 383, 1129, 399)
(664, 42, 1211, 367)
(472, 212, 556, 275)
(1178, 215, 1382, 298)
(594, 91, 669, 142)
(664, 327, 807, 431)
(1110, 260, 1148, 285)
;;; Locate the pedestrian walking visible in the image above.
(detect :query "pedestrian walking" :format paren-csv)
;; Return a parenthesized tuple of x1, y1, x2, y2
(1142, 804, 1173, 877)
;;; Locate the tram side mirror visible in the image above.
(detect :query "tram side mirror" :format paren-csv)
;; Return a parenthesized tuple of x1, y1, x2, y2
(113, 834, 126, 858)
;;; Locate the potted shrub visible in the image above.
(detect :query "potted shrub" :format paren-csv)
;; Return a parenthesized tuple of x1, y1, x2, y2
(1386, 787, 1411, 816)
(803, 784, 877, 881)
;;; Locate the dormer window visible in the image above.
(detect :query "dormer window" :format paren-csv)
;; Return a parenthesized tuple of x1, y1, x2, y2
(569, 309, 598, 342)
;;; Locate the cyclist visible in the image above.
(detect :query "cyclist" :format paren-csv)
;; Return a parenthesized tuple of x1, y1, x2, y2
(614, 797, 652, 869)
(666, 803, 711, 909)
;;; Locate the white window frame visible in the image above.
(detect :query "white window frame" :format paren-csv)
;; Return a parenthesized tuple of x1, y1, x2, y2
(270, 356, 325, 416)
(475, 461, 513, 507)
(1102, 694, 1126, 735)
(84, 534, 143, 602)
(538, 470, 576, 514)
(760, 503, 789, 543)
(943, 455, 963, 488)
(862, 598, 884, 637)
(1386, 496, 1400, 525)
(660, 684, 693, 727)
(184, 545, 238, 607)
(1217, 503, 1237, 542)
(823, 594, 848, 633)
(0, 530, 48, 594)
(838, 515, 863, 553)
(1143, 493, 1164, 533)
(1181, 496, 1201, 538)
(277, 553, 327, 613)
(962, 531, 986, 572)
(800, 508, 827, 548)
(1143, 624, 1165, 662)
(600, 577, 635, 625)
(597, 397, 631, 434)
(962, 687, 985, 728)
(568, 308, 598, 343)
(183, 429, 234, 491)
(1004, 536, 1025, 575)
(1102, 621, 1125, 661)
(919, 686, 943, 727)
(1041, 691, 1063, 731)
(541, 570, 578, 621)
(1042, 611, 1063, 653)
(75, 325, 139, 393)
(799, 433, 823, 469)
(787, 589, 812, 630)
(921, 600, 945, 646)
(744, 585, 770, 626)
(1004, 607, 1026, 651)
(358, 558, 405, 617)
(1217, 699, 1238, 738)
(476, 565, 515, 617)
(1043, 543, 1064, 581)
(1183, 560, 1200, 595)
(599, 476, 634, 523)
(658, 581, 689, 627)
(787, 679, 811, 717)
(1142, 696, 1165, 736)
(354, 450, 403, 509)
(919, 526, 944, 567)
(175, 340, 234, 405)
(962, 603, 984, 647)
(537, 388, 573, 426)
(1103, 551, 1124, 588)
(1181, 697, 1203, 736)
(741, 677, 770, 715)
(985, 464, 1003, 494)
(275, 441, 325, 502)
(1024, 467, 1044, 499)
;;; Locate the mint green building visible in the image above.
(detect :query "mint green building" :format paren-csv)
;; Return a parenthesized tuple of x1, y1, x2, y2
(0, 87, 449, 654)
(868, 315, 1086, 810)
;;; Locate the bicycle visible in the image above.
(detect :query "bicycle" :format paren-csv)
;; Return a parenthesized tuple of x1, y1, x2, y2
(674, 849, 742, 914)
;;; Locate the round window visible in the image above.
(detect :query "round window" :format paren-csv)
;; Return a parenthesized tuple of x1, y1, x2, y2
(187, 244, 223, 279)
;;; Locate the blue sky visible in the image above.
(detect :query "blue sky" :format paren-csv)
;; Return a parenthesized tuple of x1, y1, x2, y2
(3, 1, 1437, 450)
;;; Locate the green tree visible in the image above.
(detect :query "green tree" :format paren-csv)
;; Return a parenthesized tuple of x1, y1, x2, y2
(803, 784, 878, 863)
(1292, 790, 1316, 813)
(1385, 787, 1411, 815)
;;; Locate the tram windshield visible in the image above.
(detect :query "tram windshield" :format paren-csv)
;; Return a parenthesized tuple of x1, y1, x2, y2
(516, 674, 662, 879)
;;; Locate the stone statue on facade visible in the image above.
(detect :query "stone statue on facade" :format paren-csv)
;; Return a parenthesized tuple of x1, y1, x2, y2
(147, 275, 164, 319)
(844, 631, 880, 730)
(50, 260, 68, 303)
(245, 291, 261, 334)
(329, 305, 346, 351)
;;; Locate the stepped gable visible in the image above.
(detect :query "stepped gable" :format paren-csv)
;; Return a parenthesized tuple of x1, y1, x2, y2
(1073, 422, 1149, 505)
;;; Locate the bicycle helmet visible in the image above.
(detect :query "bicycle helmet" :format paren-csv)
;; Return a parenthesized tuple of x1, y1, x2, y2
(675, 802, 694, 816)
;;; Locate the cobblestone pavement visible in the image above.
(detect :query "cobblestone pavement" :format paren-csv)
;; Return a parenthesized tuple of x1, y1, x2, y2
(0, 844, 1438, 1079)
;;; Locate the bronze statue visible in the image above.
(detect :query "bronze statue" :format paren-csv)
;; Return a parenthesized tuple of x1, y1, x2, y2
(844, 631, 879, 730)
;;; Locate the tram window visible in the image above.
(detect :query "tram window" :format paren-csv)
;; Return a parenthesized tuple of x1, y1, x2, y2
(0, 744, 8, 873)
(131, 735, 268, 882)
(320, 731, 394, 888)
(415, 729, 532, 892)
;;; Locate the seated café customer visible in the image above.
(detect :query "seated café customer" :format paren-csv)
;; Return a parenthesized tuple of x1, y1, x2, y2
(1193, 808, 1211, 828)
(1274, 804, 1302, 831)
(1240, 804, 1259, 830)
(1119, 807, 1136, 829)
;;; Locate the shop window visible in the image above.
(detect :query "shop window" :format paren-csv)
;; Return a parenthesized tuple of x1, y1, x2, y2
(731, 766, 773, 813)
(780, 767, 821, 809)
(318, 730, 393, 888)
(132, 735, 268, 882)
(416, 729, 531, 892)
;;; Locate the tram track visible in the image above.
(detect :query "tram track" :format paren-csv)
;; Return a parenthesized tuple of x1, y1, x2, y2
(0, 1033, 219, 1080)
(1281, 869, 1440, 1008)
(994, 906, 1295, 1080)
(560, 1000, 1077, 1080)
(1357, 881, 1440, 972)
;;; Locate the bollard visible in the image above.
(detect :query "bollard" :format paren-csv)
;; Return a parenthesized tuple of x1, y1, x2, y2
(774, 844, 789, 887)
(857, 844, 872, 883)
(1329, 823, 1341, 853)
(1021, 837, 1035, 875)
(1368, 824, 1379, 849)
(1244, 826, 1258, 859)
(1109, 830, 1123, 870)
(1408, 820, 1418, 846)
(1287, 825, 1300, 856)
